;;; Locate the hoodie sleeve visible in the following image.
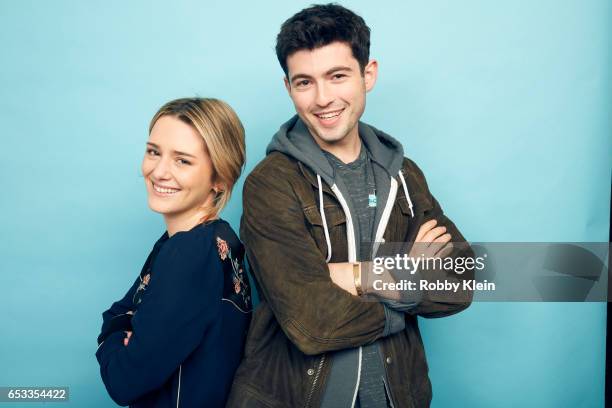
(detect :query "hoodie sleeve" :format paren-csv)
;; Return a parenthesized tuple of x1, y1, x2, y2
(241, 161, 391, 356)
(95, 229, 222, 406)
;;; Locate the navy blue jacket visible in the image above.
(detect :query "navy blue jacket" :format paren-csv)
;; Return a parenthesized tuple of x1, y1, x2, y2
(96, 219, 252, 407)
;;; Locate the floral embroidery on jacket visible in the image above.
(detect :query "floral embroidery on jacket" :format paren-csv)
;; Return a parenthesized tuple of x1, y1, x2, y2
(216, 236, 251, 312)
(133, 272, 151, 305)
(217, 237, 230, 260)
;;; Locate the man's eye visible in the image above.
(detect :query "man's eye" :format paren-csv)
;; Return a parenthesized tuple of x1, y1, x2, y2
(332, 74, 346, 80)
(296, 80, 310, 87)
(146, 148, 159, 156)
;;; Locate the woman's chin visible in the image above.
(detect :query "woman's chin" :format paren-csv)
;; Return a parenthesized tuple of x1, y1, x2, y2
(147, 198, 178, 215)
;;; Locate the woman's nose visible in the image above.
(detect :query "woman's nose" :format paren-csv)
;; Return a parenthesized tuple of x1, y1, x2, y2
(152, 157, 172, 180)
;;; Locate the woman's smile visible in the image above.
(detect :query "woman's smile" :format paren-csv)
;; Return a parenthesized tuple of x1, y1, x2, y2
(151, 181, 181, 196)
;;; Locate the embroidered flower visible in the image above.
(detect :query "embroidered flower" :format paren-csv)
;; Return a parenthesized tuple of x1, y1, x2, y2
(142, 274, 150, 286)
(217, 233, 252, 313)
(134, 273, 152, 305)
(216, 237, 229, 260)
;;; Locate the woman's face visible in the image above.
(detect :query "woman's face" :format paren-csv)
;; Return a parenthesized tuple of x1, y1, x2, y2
(142, 115, 217, 219)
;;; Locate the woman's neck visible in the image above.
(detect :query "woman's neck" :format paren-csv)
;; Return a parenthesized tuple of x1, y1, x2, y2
(164, 208, 211, 237)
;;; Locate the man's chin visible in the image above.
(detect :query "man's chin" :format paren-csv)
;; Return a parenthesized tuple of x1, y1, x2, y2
(312, 128, 347, 144)
(301, 118, 348, 145)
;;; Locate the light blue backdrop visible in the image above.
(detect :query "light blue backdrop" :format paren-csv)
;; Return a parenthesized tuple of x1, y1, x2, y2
(0, 1, 609, 407)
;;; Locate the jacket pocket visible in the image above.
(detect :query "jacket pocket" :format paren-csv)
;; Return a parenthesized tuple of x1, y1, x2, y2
(302, 205, 347, 261)
(303, 204, 346, 227)
(227, 383, 284, 408)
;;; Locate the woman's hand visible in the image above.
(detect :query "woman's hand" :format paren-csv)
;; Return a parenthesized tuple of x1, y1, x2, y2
(123, 311, 134, 346)
(123, 331, 132, 346)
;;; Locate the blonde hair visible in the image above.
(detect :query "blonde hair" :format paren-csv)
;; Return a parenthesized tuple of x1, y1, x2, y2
(149, 97, 246, 222)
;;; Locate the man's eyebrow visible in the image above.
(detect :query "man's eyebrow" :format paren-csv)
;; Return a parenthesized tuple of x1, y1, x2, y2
(290, 66, 354, 83)
(291, 65, 353, 82)
(290, 73, 313, 83)
(146, 142, 197, 158)
(324, 65, 353, 75)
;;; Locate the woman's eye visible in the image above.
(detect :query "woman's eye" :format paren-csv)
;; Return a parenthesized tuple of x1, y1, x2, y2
(176, 158, 191, 166)
(146, 148, 159, 156)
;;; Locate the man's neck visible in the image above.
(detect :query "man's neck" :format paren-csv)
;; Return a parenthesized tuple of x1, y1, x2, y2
(314, 128, 361, 164)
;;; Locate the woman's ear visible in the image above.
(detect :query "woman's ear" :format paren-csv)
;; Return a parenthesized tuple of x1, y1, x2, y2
(212, 181, 226, 195)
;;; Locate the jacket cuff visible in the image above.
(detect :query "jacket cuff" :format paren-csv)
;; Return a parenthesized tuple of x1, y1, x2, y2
(98, 314, 133, 345)
(382, 305, 406, 337)
(95, 330, 125, 365)
(381, 298, 418, 313)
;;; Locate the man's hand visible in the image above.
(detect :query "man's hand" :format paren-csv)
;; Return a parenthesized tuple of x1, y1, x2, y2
(328, 219, 453, 297)
(411, 219, 453, 259)
(328, 263, 357, 296)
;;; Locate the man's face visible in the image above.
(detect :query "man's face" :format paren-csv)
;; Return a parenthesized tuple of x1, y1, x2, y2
(284, 41, 377, 148)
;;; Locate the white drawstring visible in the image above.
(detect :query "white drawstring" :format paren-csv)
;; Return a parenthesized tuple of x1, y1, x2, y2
(398, 170, 415, 218)
(317, 174, 332, 262)
(318, 171, 411, 262)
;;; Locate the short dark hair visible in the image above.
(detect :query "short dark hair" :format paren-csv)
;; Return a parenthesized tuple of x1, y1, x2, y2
(275, 3, 371, 77)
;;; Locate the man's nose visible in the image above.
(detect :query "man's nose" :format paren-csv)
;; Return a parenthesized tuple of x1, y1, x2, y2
(315, 82, 334, 107)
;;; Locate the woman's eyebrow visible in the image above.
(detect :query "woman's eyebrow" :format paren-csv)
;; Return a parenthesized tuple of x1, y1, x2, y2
(173, 150, 197, 158)
(147, 142, 197, 159)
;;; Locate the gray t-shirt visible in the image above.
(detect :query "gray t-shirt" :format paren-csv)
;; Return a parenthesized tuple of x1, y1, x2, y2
(324, 145, 376, 252)
(324, 144, 391, 408)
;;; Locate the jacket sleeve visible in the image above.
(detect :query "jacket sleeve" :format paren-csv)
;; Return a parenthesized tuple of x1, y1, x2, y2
(403, 159, 475, 318)
(101, 277, 139, 320)
(95, 232, 221, 406)
(98, 277, 140, 345)
(241, 164, 396, 356)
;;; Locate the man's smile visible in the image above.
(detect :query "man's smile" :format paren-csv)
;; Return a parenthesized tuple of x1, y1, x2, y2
(313, 108, 345, 126)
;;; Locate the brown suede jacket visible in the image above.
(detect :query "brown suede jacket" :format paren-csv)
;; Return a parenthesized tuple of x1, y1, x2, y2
(226, 151, 474, 408)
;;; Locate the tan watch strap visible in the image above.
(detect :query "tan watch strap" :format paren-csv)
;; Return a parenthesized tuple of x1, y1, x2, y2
(353, 262, 363, 296)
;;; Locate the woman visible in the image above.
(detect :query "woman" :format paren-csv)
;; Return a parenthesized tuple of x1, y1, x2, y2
(96, 98, 251, 407)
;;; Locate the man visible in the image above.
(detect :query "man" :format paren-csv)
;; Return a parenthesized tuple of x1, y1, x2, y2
(227, 4, 474, 407)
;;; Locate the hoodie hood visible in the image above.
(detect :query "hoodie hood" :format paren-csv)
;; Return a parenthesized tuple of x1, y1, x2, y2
(266, 115, 405, 186)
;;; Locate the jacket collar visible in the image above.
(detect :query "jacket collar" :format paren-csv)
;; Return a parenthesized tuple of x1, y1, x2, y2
(297, 161, 335, 196)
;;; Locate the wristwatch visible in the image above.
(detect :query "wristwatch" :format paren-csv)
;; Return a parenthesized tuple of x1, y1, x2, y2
(352, 262, 363, 296)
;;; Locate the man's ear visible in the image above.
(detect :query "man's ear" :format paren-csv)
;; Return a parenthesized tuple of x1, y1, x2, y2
(364, 59, 378, 93)
(283, 76, 291, 94)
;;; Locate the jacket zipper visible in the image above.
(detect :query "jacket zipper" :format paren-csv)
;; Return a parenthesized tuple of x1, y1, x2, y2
(304, 354, 326, 408)
(327, 179, 398, 408)
(377, 178, 401, 408)
(382, 375, 397, 408)
(176, 364, 182, 408)
(329, 184, 362, 408)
